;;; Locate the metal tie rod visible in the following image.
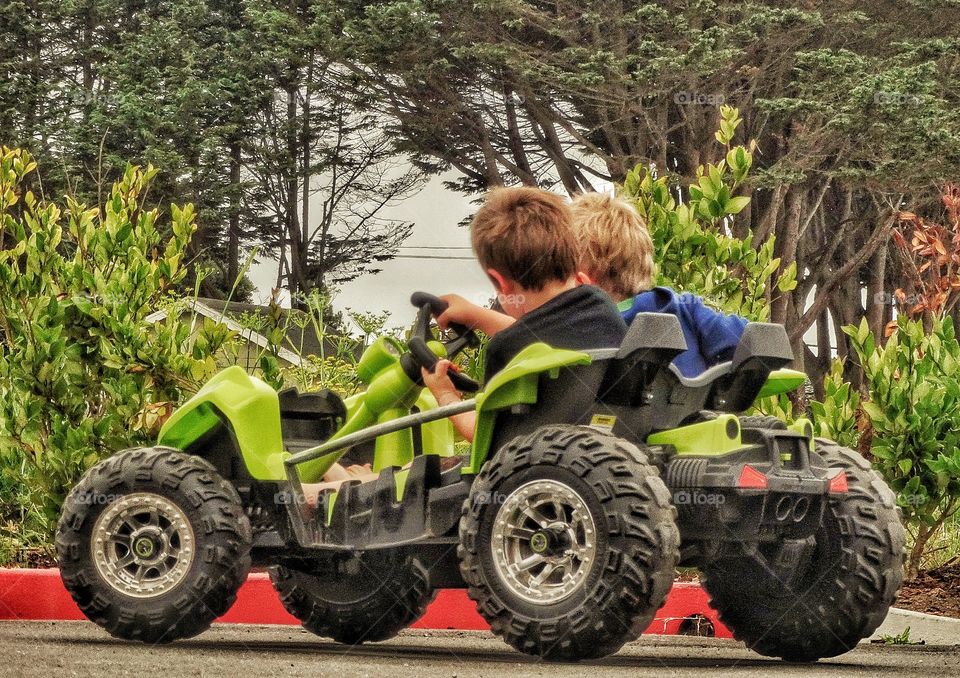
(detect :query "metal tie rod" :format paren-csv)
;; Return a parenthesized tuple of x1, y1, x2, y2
(284, 398, 478, 467)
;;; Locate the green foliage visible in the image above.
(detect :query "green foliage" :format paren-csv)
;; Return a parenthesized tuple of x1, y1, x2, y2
(751, 393, 796, 423)
(809, 359, 861, 449)
(879, 626, 918, 646)
(620, 106, 796, 323)
(845, 315, 960, 576)
(0, 148, 228, 547)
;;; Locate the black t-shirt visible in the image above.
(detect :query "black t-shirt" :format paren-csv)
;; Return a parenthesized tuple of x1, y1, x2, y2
(484, 285, 627, 381)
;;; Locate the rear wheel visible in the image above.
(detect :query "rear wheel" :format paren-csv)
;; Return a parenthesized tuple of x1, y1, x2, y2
(459, 425, 679, 660)
(56, 447, 252, 643)
(269, 552, 435, 644)
(701, 441, 905, 661)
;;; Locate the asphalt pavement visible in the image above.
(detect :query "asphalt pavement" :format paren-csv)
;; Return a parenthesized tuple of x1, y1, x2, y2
(1, 621, 958, 678)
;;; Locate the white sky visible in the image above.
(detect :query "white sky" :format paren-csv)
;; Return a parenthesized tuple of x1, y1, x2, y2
(246, 173, 494, 333)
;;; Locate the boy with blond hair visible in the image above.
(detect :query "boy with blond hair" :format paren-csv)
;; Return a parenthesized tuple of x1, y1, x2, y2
(570, 192, 746, 377)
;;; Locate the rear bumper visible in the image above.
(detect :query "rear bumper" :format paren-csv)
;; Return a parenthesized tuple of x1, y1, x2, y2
(664, 429, 837, 544)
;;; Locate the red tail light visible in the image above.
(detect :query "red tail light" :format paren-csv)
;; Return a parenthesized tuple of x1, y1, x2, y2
(828, 469, 848, 493)
(737, 464, 768, 489)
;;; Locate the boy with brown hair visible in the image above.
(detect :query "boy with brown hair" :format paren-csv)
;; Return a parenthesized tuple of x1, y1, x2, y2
(304, 186, 625, 498)
(422, 186, 626, 439)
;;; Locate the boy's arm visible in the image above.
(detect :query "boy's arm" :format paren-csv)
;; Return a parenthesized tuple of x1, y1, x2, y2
(438, 294, 514, 337)
(421, 361, 476, 441)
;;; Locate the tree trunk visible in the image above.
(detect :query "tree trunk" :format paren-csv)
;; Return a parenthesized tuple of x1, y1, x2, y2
(227, 140, 241, 287)
(772, 187, 803, 324)
(866, 243, 889, 339)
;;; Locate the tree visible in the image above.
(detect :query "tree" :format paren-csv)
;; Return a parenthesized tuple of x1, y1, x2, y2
(318, 0, 960, 387)
(0, 0, 420, 303)
(243, 1, 422, 300)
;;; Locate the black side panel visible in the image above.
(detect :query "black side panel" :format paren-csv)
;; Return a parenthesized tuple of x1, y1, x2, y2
(313, 454, 467, 548)
(278, 388, 347, 453)
(488, 362, 607, 454)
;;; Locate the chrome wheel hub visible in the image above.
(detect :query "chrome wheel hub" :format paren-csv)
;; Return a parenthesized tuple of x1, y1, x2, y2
(490, 479, 597, 604)
(91, 492, 195, 598)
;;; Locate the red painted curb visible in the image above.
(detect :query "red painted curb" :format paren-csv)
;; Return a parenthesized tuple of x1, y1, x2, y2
(0, 568, 730, 638)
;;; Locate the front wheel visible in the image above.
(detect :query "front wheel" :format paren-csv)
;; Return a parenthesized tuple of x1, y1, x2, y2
(56, 447, 252, 643)
(701, 441, 905, 661)
(459, 425, 680, 661)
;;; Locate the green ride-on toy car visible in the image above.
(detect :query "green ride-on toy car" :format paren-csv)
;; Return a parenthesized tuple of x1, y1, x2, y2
(56, 292, 905, 661)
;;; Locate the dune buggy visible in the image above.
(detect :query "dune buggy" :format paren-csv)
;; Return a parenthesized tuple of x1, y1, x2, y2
(57, 292, 904, 661)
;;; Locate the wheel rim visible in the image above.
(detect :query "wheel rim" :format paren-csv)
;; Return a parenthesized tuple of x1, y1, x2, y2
(490, 479, 597, 604)
(91, 492, 195, 598)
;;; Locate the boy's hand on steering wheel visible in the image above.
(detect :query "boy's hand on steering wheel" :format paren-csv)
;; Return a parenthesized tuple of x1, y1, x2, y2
(438, 293, 515, 337)
(436, 294, 482, 331)
(421, 359, 463, 406)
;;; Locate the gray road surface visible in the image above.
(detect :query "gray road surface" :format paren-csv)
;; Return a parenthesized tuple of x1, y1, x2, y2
(1, 621, 957, 678)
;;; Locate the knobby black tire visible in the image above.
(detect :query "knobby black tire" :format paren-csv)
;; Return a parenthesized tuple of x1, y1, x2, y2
(458, 425, 680, 661)
(269, 552, 435, 644)
(701, 441, 905, 661)
(56, 447, 252, 643)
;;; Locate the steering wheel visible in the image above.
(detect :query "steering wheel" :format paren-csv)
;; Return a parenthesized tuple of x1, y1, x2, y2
(407, 292, 481, 393)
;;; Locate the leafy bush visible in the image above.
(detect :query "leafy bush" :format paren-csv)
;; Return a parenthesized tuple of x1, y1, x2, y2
(810, 359, 861, 450)
(845, 315, 960, 578)
(0, 148, 230, 551)
(621, 106, 797, 322)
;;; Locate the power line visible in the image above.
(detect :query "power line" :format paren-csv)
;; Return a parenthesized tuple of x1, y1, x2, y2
(397, 245, 472, 250)
(393, 254, 476, 260)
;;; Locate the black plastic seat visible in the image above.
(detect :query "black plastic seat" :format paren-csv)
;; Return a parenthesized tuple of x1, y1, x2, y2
(279, 388, 347, 448)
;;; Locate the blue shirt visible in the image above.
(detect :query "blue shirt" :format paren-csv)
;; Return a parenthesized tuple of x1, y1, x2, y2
(619, 287, 748, 377)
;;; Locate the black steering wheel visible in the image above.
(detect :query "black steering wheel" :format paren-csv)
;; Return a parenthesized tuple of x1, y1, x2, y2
(407, 292, 481, 393)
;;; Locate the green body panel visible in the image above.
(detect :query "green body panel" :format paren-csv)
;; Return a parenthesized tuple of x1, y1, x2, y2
(647, 414, 745, 456)
(394, 468, 410, 502)
(374, 407, 414, 471)
(326, 491, 337, 525)
(414, 390, 456, 456)
(465, 343, 592, 474)
(756, 368, 807, 399)
(789, 417, 815, 452)
(158, 366, 286, 480)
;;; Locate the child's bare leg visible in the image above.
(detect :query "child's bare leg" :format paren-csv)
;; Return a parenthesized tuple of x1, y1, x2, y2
(301, 463, 377, 506)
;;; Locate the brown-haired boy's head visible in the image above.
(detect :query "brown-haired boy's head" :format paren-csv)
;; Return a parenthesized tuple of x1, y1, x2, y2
(571, 192, 655, 301)
(470, 186, 580, 316)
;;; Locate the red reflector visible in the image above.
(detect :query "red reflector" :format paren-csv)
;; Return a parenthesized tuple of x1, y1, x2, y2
(738, 464, 768, 489)
(828, 469, 848, 493)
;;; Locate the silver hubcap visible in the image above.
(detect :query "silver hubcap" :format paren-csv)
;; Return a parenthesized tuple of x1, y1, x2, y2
(91, 492, 195, 598)
(490, 479, 597, 604)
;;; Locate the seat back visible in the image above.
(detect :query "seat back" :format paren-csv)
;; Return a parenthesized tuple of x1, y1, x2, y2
(600, 313, 688, 407)
(715, 323, 795, 411)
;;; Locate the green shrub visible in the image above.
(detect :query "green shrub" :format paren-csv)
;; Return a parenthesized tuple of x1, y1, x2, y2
(809, 358, 861, 449)
(845, 315, 960, 577)
(620, 106, 797, 322)
(0, 148, 229, 548)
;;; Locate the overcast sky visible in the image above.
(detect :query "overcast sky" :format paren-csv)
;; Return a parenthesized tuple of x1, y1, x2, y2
(246, 173, 494, 332)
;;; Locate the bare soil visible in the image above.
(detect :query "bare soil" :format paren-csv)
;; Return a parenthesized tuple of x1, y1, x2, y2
(896, 563, 960, 619)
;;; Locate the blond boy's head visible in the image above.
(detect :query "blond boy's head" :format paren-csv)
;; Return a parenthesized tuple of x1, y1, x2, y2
(470, 186, 579, 293)
(571, 192, 654, 300)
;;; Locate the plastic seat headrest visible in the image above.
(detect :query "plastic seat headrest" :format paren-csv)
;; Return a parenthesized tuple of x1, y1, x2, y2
(617, 312, 688, 360)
